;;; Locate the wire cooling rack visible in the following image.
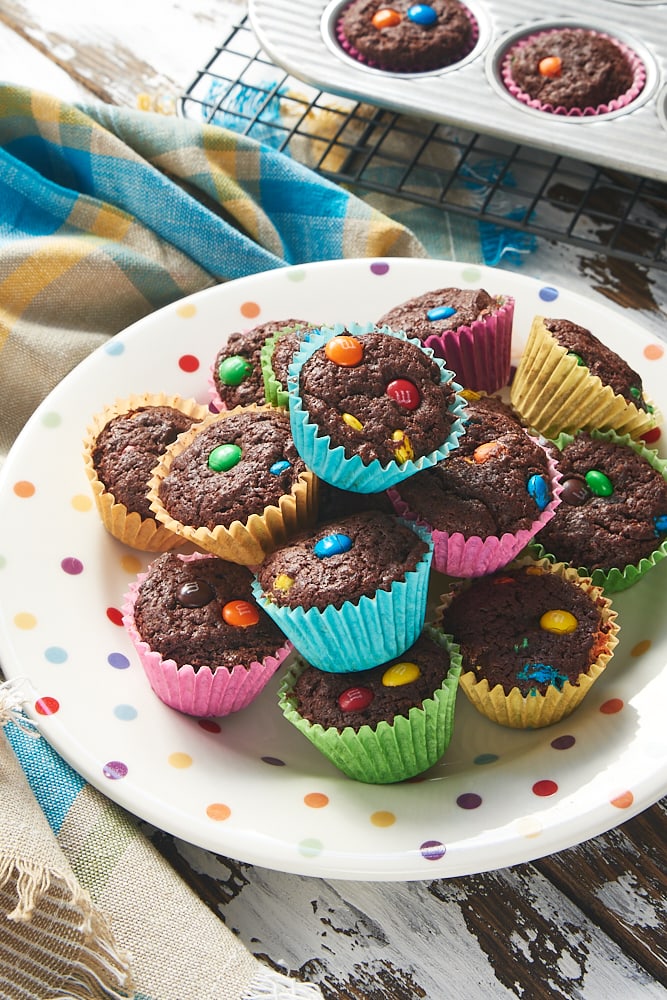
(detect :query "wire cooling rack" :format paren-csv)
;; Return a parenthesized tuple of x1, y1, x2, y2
(180, 14, 667, 271)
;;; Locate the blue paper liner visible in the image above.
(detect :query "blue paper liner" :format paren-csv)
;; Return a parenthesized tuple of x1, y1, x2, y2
(251, 520, 433, 672)
(287, 322, 467, 493)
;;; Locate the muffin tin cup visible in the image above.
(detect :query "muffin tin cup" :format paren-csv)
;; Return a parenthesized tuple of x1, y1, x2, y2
(436, 557, 620, 729)
(251, 520, 434, 673)
(529, 428, 667, 594)
(509, 315, 659, 441)
(388, 439, 563, 577)
(277, 626, 463, 783)
(122, 554, 293, 718)
(287, 322, 468, 493)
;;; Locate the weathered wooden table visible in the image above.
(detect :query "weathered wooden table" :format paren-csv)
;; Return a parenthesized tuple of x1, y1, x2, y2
(1, 2, 665, 997)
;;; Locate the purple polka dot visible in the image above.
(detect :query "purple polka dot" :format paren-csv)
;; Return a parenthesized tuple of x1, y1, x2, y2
(61, 557, 83, 575)
(108, 652, 130, 669)
(103, 760, 128, 779)
(420, 840, 446, 861)
(370, 262, 389, 276)
(262, 756, 286, 766)
(539, 286, 559, 302)
(551, 734, 576, 750)
(457, 792, 482, 810)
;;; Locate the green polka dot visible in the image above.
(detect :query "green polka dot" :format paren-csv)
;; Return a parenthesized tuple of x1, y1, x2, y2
(287, 270, 307, 282)
(298, 838, 323, 857)
(0, 555, 6, 569)
(461, 266, 482, 283)
(41, 412, 62, 429)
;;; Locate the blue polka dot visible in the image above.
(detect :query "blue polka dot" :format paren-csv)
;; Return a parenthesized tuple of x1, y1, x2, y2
(539, 286, 559, 302)
(105, 339, 125, 356)
(44, 646, 68, 664)
(474, 753, 499, 765)
(108, 652, 130, 669)
(113, 704, 138, 721)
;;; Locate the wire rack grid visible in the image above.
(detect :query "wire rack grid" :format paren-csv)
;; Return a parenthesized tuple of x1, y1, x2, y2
(180, 15, 667, 272)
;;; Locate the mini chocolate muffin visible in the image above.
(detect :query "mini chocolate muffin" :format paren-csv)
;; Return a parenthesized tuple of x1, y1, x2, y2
(211, 318, 309, 409)
(260, 324, 318, 409)
(533, 430, 667, 589)
(501, 27, 643, 115)
(389, 394, 561, 576)
(379, 287, 501, 339)
(437, 559, 619, 727)
(316, 481, 394, 522)
(337, 0, 477, 74)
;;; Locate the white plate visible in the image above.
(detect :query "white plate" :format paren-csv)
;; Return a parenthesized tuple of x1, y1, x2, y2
(1, 257, 666, 882)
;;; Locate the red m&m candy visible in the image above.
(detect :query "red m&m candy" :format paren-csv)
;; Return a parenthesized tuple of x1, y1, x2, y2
(387, 378, 420, 410)
(338, 686, 374, 712)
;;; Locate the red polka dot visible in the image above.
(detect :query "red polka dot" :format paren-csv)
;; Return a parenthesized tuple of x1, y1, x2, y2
(240, 301, 260, 319)
(532, 779, 558, 797)
(640, 426, 661, 446)
(106, 607, 123, 626)
(198, 719, 221, 734)
(600, 698, 624, 715)
(178, 354, 200, 373)
(35, 696, 59, 715)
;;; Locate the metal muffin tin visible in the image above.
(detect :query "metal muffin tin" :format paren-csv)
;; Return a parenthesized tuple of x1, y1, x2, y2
(248, 0, 667, 182)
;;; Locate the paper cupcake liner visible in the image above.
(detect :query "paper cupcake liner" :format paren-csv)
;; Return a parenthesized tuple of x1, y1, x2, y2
(421, 296, 515, 393)
(529, 428, 667, 593)
(147, 404, 319, 566)
(288, 322, 467, 493)
(83, 392, 209, 552)
(501, 28, 646, 117)
(122, 553, 292, 717)
(251, 520, 433, 672)
(510, 315, 659, 440)
(437, 557, 620, 729)
(335, 3, 479, 73)
(277, 626, 463, 783)
(388, 435, 562, 577)
(259, 326, 308, 410)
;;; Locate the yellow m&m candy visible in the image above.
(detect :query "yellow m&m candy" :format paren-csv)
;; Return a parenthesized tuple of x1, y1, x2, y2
(382, 661, 421, 687)
(540, 609, 577, 634)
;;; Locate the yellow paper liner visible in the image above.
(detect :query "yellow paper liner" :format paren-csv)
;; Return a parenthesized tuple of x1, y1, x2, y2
(83, 392, 209, 552)
(147, 403, 319, 566)
(436, 557, 620, 729)
(510, 316, 659, 440)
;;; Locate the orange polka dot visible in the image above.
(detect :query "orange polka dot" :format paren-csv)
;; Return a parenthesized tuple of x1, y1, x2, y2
(121, 554, 143, 575)
(176, 302, 197, 318)
(240, 301, 260, 319)
(630, 639, 651, 657)
(611, 790, 634, 809)
(206, 802, 231, 821)
(304, 792, 329, 809)
(168, 752, 193, 769)
(643, 343, 664, 361)
(600, 698, 624, 714)
(370, 810, 396, 827)
(13, 481, 35, 498)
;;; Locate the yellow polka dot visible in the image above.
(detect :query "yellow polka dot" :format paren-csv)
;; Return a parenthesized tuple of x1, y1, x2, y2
(240, 301, 260, 319)
(611, 790, 634, 809)
(370, 810, 396, 827)
(644, 343, 664, 361)
(168, 752, 193, 769)
(304, 792, 329, 809)
(14, 612, 37, 630)
(516, 816, 542, 838)
(120, 554, 143, 575)
(176, 302, 197, 318)
(631, 639, 651, 658)
(71, 494, 93, 512)
(206, 802, 231, 821)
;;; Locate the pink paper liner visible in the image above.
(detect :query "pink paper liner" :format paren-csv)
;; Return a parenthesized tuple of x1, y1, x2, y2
(335, 2, 479, 72)
(121, 552, 292, 717)
(501, 28, 646, 117)
(388, 438, 563, 577)
(207, 367, 226, 414)
(421, 296, 515, 393)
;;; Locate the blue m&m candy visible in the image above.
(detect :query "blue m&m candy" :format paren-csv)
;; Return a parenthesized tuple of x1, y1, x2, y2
(527, 474, 550, 511)
(314, 533, 353, 558)
(427, 305, 456, 322)
(407, 3, 437, 25)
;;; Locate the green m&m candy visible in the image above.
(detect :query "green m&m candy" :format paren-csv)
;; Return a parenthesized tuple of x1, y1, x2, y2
(584, 469, 613, 497)
(218, 355, 252, 386)
(208, 443, 242, 472)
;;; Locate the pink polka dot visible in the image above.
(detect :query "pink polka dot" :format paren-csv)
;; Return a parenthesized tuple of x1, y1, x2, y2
(61, 557, 83, 575)
(420, 840, 446, 861)
(600, 698, 624, 715)
(456, 792, 482, 809)
(106, 607, 124, 627)
(532, 779, 558, 797)
(198, 719, 221, 733)
(103, 761, 128, 779)
(179, 354, 200, 373)
(370, 262, 389, 275)
(35, 696, 59, 716)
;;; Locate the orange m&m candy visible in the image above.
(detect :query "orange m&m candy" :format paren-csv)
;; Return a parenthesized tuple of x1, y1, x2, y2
(539, 56, 562, 78)
(325, 335, 364, 367)
(372, 8, 401, 28)
(222, 600, 260, 627)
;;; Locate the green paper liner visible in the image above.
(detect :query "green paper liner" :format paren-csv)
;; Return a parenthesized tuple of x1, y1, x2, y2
(529, 428, 667, 593)
(260, 325, 306, 409)
(277, 626, 462, 784)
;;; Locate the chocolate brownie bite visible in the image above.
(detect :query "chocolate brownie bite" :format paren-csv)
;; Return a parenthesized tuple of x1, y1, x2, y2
(336, 0, 478, 74)
(278, 626, 462, 783)
(252, 510, 433, 672)
(532, 429, 667, 591)
(147, 405, 317, 565)
(437, 558, 619, 728)
(288, 323, 467, 493)
(83, 393, 207, 551)
(211, 318, 310, 410)
(122, 551, 290, 716)
(389, 394, 562, 576)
